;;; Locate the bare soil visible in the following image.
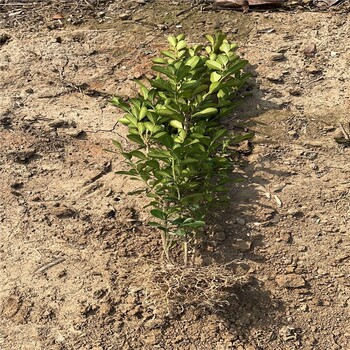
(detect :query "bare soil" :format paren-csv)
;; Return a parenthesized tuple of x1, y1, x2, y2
(0, 1, 349, 349)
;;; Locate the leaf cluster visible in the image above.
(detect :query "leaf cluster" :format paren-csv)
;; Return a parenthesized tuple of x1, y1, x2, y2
(111, 32, 251, 264)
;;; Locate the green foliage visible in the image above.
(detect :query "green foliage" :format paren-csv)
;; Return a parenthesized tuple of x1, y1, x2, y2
(111, 32, 251, 264)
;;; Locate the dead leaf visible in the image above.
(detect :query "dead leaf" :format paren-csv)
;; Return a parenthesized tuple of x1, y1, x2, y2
(274, 195, 282, 207)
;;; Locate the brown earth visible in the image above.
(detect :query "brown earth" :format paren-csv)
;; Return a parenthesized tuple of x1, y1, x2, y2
(0, 1, 350, 349)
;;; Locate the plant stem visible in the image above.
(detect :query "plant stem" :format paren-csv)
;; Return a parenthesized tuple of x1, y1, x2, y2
(183, 240, 188, 266)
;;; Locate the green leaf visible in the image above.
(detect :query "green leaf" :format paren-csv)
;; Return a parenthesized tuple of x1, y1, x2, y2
(137, 122, 145, 134)
(212, 128, 227, 142)
(182, 157, 198, 164)
(155, 170, 173, 179)
(231, 132, 254, 144)
(112, 140, 123, 152)
(182, 80, 200, 91)
(161, 50, 176, 59)
(205, 34, 214, 46)
(176, 40, 187, 51)
(185, 56, 200, 68)
(110, 97, 130, 112)
(118, 117, 130, 125)
(134, 80, 149, 99)
(150, 209, 167, 220)
(170, 120, 183, 129)
(176, 64, 191, 81)
(151, 78, 173, 92)
(155, 107, 175, 116)
(226, 59, 248, 76)
(153, 131, 174, 148)
(152, 65, 174, 79)
(220, 42, 231, 54)
(217, 54, 229, 66)
(130, 150, 147, 160)
(115, 170, 137, 176)
(127, 134, 144, 145)
(209, 81, 221, 93)
(128, 189, 145, 195)
(152, 57, 167, 64)
(206, 60, 222, 71)
(167, 35, 177, 48)
(139, 106, 148, 120)
(182, 220, 205, 228)
(176, 34, 186, 41)
(192, 107, 218, 118)
(210, 71, 221, 83)
(125, 114, 138, 127)
(148, 149, 170, 159)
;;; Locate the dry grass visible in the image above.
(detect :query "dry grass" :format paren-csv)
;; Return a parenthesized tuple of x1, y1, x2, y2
(143, 263, 250, 315)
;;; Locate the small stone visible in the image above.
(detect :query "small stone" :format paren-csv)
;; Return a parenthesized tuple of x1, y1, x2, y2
(330, 51, 339, 57)
(289, 89, 302, 96)
(52, 206, 77, 219)
(299, 304, 309, 312)
(0, 33, 11, 46)
(281, 232, 292, 243)
(303, 43, 316, 57)
(48, 119, 70, 128)
(286, 266, 295, 273)
(272, 183, 286, 192)
(8, 148, 36, 163)
(236, 217, 246, 225)
(213, 231, 226, 242)
(174, 335, 184, 343)
(143, 334, 157, 345)
(271, 53, 285, 61)
(267, 73, 284, 83)
(119, 13, 131, 20)
(279, 326, 299, 341)
(276, 274, 306, 289)
(235, 239, 251, 252)
(306, 65, 322, 75)
(65, 129, 86, 138)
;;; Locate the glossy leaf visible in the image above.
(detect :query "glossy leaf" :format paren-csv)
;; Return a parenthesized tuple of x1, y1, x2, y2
(206, 60, 222, 71)
(150, 209, 167, 220)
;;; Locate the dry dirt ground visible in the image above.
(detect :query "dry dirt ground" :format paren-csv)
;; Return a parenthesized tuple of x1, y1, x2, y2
(0, 1, 350, 349)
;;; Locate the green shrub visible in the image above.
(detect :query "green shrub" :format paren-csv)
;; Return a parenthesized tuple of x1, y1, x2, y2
(111, 32, 251, 265)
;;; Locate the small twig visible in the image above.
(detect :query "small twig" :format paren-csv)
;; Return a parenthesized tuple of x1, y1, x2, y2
(176, 2, 201, 16)
(34, 257, 65, 275)
(84, 122, 119, 134)
(339, 122, 350, 140)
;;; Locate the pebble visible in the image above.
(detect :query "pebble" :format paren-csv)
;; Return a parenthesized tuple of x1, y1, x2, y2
(276, 274, 306, 289)
(0, 33, 11, 46)
(52, 206, 77, 219)
(303, 43, 316, 57)
(235, 239, 252, 252)
(266, 73, 284, 83)
(119, 13, 131, 20)
(306, 65, 322, 74)
(271, 53, 285, 61)
(236, 217, 246, 225)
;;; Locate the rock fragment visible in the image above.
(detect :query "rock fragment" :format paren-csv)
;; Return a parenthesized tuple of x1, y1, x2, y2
(276, 274, 306, 288)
